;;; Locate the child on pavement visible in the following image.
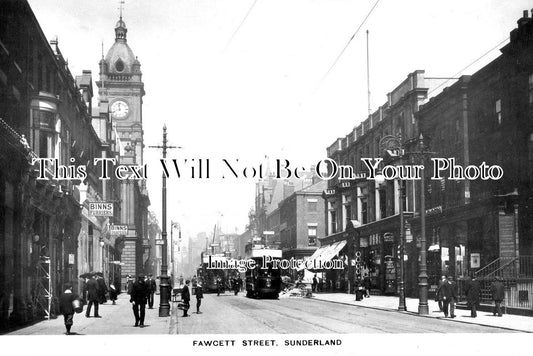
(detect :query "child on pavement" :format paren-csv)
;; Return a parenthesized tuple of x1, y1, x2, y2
(59, 283, 79, 335)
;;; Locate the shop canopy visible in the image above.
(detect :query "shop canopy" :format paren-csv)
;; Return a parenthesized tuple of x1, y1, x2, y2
(298, 240, 347, 270)
(317, 240, 347, 263)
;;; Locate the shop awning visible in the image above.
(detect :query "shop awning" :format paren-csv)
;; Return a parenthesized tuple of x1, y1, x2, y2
(308, 244, 327, 261)
(298, 240, 347, 270)
(317, 240, 347, 263)
(296, 245, 327, 271)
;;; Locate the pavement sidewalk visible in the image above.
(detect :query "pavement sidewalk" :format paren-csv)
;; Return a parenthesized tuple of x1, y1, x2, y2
(5, 293, 177, 335)
(308, 292, 533, 332)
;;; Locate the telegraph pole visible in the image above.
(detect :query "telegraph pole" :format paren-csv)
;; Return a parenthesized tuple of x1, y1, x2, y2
(149, 125, 179, 317)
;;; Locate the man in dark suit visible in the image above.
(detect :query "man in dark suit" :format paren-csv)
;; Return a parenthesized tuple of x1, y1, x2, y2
(195, 282, 204, 314)
(96, 273, 108, 304)
(85, 275, 101, 318)
(491, 276, 505, 317)
(435, 275, 447, 311)
(130, 274, 149, 327)
(146, 274, 157, 309)
(181, 280, 191, 317)
(437, 276, 456, 318)
(465, 275, 481, 318)
(59, 283, 79, 335)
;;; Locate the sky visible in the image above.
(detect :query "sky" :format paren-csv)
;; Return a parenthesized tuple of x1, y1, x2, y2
(26, 0, 533, 240)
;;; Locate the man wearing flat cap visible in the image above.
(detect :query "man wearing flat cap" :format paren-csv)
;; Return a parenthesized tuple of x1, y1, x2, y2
(130, 274, 149, 327)
(146, 273, 157, 309)
(181, 280, 191, 317)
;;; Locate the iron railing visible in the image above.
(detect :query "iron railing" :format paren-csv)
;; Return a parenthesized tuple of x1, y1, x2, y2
(458, 256, 533, 310)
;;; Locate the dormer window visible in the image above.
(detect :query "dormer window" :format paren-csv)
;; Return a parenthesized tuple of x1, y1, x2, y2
(115, 59, 124, 72)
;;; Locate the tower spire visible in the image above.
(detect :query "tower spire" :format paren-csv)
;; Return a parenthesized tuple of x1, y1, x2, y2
(118, 0, 125, 20)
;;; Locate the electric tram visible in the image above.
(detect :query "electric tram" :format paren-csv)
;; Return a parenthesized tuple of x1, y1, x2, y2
(245, 248, 282, 299)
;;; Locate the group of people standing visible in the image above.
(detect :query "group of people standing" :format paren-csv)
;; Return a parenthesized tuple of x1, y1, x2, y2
(179, 279, 204, 317)
(436, 276, 457, 318)
(59, 272, 116, 335)
(83, 273, 112, 318)
(436, 274, 506, 318)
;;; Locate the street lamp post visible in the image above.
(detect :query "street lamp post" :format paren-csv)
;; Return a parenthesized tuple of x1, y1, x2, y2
(379, 135, 406, 311)
(398, 179, 407, 311)
(417, 134, 429, 315)
(149, 125, 179, 317)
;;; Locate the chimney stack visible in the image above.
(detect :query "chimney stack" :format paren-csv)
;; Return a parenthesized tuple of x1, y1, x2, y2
(517, 10, 530, 27)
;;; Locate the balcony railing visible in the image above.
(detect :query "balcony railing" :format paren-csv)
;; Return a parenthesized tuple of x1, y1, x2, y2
(108, 74, 132, 81)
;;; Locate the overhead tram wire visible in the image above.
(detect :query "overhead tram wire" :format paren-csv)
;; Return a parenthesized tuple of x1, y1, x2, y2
(427, 36, 510, 96)
(315, 0, 381, 93)
(223, 0, 260, 53)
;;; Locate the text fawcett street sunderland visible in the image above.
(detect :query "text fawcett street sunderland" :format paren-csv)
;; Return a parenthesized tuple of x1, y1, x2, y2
(206, 255, 344, 273)
(32, 157, 503, 181)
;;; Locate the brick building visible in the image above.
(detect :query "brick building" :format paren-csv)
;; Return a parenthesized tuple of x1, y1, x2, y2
(417, 10, 533, 306)
(0, 0, 120, 328)
(320, 71, 445, 295)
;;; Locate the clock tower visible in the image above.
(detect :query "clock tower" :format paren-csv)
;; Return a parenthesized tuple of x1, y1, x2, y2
(97, 13, 148, 284)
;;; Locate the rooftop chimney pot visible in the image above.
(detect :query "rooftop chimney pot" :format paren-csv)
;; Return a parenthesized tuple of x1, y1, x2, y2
(517, 10, 530, 26)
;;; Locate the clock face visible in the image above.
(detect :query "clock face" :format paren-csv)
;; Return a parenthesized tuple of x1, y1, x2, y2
(111, 100, 129, 119)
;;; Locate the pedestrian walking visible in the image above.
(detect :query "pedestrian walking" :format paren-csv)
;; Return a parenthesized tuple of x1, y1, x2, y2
(81, 278, 88, 304)
(448, 276, 457, 317)
(126, 275, 134, 294)
(354, 277, 364, 301)
(130, 274, 149, 327)
(491, 276, 505, 317)
(85, 275, 101, 318)
(96, 272, 108, 304)
(435, 276, 447, 311)
(109, 284, 118, 305)
(216, 277, 222, 296)
(312, 274, 318, 292)
(363, 276, 371, 298)
(465, 276, 481, 318)
(233, 276, 240, 296)
(437, 276, 456, 318)
(181, 280, 191, 317)
(237, 275, 243, 292)
(146, 273, 157, 309)
(196, 283, 204, 314)
(59, 283, 79, 335)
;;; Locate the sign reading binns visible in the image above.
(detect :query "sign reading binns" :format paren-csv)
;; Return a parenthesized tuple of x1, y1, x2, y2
(88, 202, 114, 216)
